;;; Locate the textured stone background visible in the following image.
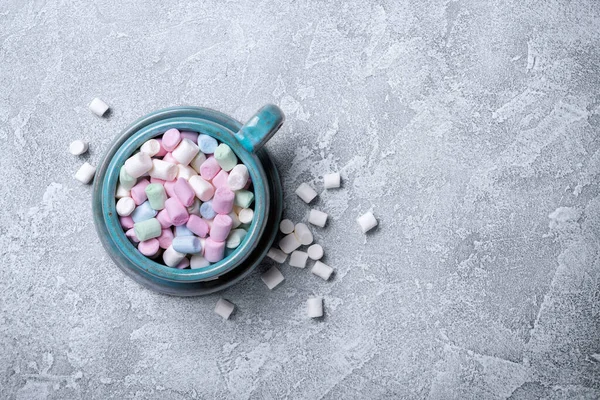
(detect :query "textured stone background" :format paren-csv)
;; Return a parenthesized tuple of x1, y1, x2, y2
(1, 0, 600, 399)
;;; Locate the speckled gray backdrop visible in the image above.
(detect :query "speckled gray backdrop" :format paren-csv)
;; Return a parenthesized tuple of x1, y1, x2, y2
(1, 0, 600, 399)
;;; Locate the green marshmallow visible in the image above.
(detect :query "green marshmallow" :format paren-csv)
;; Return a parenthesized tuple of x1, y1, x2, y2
(119, 166, 136, 190)
(145, 183, 167, 210)
(226, 228, 247, 249)
(133, 218, 161, 242)
(234, 189, 254, 208)
(214, 144, 238, 172)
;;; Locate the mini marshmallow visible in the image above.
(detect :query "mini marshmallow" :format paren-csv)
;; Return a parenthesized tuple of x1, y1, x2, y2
(204, 238, 225, 262)
(131, 201, 157, 223)
(189, 152, 207, 174)
(157, 228, 174, 249)
(119, 167, 137, 192)
(69, 140, 88, 155)
(307, 244, 324, 260)
(172, 236, 202, 254)
(162, 152, 178, 164)
(164, 197, 189, 226)
(311, 261, 333, 280)
(119, 216, 134, 229)
(174, 177, 196, 207)
(238, 208, 254, 224)
(227, 164, 249, 191)
(124, 152, 152, 178)
(177, 164, 197, 181)
(212, 187, 235, 214)
(74, 162, 96, 184)
(211, 170, 229, 189)
(294, 223, 313, 245)
(267, 248, 287, 263)
(234, 190, 254, 208)
(180, 131, 199, 144)
(138, 238, 160, 257)
(200, 200, 217, 220)
(154, 139, 168, 157)
(214, 144, 238, 171)
(115, 183, 130, 199)
(140, 139, 161, 157)
(145, 183, 167, 210)
(214, 299, 235, 320)
(125, 228, 139, 243)
(279, 233, 301, 254)
(162, 128, 181, 152)
(163, 180, 177, 198)
(175, 225, 194, 237)
(295, 183, 317, 203)
(163, 245, 185, 267)
(188, 175, 215, 202)
(279, 219, 294, 234)
(130, 179, 150, 205)
(307, 297, 323, 318)
(172, 138, 200, 166)
(176, 258, 190, 269)
(187, 214, 210, 237)
(210, 214, 233, 242)
(116, 197, 136, 216)
(156, 209, 172, 228)
(200, 157, 221, 180)
(190, 254, 210, 269)
(289, 250, 309, 268)
(226, 229, 247, 249)
(261, 266, 284, 290)
(323, 173, 341, 189)
(89, 97, 109, 117)
(228, 210, 242, 228)
(133, 218, 162, 242)
(149, 159, 178, 181)
(357, 211, 378, 233)
(198, 134, 218, 154)
(308, 209, 328, 227)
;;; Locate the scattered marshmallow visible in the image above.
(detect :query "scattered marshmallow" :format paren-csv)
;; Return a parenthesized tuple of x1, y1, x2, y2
(307, 297, 323, 318)
(74, 162, 96, 184)
(261, 266, 285, 290)
(295, 183, 317, 203)
(116, 197, 136, 217)
(279, 219, 294, 234)
(294, 223, 313, 246)
(89, 97, 109, 117)
(289, 250, 308, 268)
(267, 247, 287, 263)
(308, 209, 328, 227)
(279, 233, 301, 254)
(69, 140, 88, 155)
(323, 173, 340, 189)
(311, 261, 333, 281)
(214, 298, 235, 320)
(307, 244, 323, 260)
(357, 211, 378, 233)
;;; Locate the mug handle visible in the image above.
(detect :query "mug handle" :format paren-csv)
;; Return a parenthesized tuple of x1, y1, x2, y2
(235, 104, 285, 153)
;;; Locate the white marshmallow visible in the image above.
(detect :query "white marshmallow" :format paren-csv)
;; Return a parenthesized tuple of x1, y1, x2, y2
(163, 245, 186, 267)
(311, 261, 333, 280)
(116, 197, 136, 216)
(226, 229, 247, 249)
(295, 183, 317, 203)
(188, 175, 215, 201)
(74, 162, 96, 184)
(307, 297, 323, 318)
(289, 251, 308, 268)
(115, 183, 130, 199)
(228, 211, 242, 228)
(357, 211, 378, 233)
(190, 254, 210, 269)
(189, 152, 207, 174)
(261, 266, 284, 290)
(238, 208, 254, 224)
(227, 164, 249, 191)
(294, 223, 313, 246)
(214, 298, 235, 319)
(279, 233, 301, 254)
(148, 159, 177, 181)
(172, 138, 199, 166)
(307, 244, 323, 260)
(279, 219, 294, 234)
(177, 164, 197, 180)
(323, 172, 340, 189)
(308, 209, 328, 227)
(267, 248, 287, 263)
(69, 140, 88, 155)
(140, 139, 161, 157)
(124, 152, 153, 178)
(89, 97, 109, 117)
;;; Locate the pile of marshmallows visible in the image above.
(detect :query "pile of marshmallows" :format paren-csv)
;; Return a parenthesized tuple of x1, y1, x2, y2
(116, 128, 255, 269)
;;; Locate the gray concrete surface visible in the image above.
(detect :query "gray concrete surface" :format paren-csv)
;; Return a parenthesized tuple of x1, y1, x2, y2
(1, 0, 600, 399)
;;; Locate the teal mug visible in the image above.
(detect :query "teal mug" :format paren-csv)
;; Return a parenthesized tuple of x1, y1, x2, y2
(92, 105, 284, 296)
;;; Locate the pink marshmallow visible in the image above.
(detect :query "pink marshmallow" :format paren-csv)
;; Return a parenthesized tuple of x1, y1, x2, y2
(156, 209, 172, 228)
(164, 197, 189, 226)
(204, 238, 225, 263)
(120, 216, 134, 230)
(180, 131, 198, 144)
(176, 257, 190, 269)
(162, 152, 178, 164)
(186, 214, 210, 238)
(200, 157, 221, 181)
(130, 178, 150, 205)
(174, 177, 195, 207)
(212, 187, 235, 214)
(157, 228, 174, 249)
(150, 177, 166, 185)
(212, 170, 229, 189)
(155, 138, 168, 157)
(138, 238, 160, 257)
(162, 128, 181, 151)
(164, 180, 177, 197)
(210, 214, 233, 241)
(126, 228, 139, 243)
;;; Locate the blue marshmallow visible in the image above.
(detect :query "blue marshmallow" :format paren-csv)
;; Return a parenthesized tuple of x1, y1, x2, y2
(172, 236, 202, 254)
(175, 225, 194, 237)
(198, 134, 218, 154)
(131, 201, 158, 223)
(200, 200, 216, 220)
